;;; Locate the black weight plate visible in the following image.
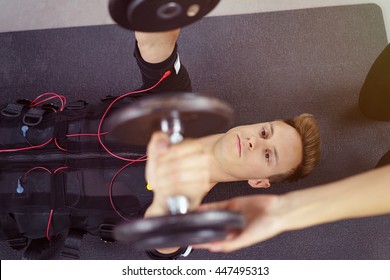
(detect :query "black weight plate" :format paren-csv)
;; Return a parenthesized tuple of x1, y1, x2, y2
(114, 210, 245, 248)
(135, 229, 228, 249)
(109, 0, 132, 29)
(109, 0, 220, 32)
(107, 92, 234, 145)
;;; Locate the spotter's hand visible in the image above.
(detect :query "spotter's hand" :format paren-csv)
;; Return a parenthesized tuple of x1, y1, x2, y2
(195, 195, 283, 253)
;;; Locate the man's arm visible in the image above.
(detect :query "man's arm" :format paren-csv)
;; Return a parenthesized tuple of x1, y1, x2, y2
(135, 30, 180, 63)
(144, 132, 214, 256)
(197, 165, 390, 253)
(133, 29, 192, 94)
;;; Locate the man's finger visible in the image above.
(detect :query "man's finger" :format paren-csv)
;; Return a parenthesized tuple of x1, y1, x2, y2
(147, 132, 170, 159)
(157, 139, 204, 162)
(197, 200, 232, 212)
(156, 154, 210, 180)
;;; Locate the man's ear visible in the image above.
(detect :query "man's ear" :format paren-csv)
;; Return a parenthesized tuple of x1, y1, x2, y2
(248, 179, 271, 189)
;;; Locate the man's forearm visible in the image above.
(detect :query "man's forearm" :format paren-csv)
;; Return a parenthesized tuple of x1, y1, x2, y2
(135, 29, 180, 63)
(280, 165, 390, 232)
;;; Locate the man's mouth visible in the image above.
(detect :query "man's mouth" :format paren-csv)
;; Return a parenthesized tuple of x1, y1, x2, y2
(237, 135, 241, 157)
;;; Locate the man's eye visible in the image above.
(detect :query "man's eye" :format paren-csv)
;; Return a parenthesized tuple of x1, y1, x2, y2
(260, 128, 267, 138)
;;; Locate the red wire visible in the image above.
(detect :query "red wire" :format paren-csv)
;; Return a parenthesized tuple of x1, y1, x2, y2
(53, 166, 68, 174)
(56, 133, 111, 151)
(66, 132, 109, 137)
(54, 138, 67, 151)
(97, 70, 171, 162)
(0, 138, 53, 153)
(19, 166, 55, 241)
(22, 166, 52, 179)
(46, 209, 54, 241)
(108, 155, 147, 221)
(31, 96, 59, 107)
(30, 92, 66, 111)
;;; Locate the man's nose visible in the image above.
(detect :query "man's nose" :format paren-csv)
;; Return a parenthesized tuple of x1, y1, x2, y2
(248, 135, 267, 151)
(248, 136, 259, 151)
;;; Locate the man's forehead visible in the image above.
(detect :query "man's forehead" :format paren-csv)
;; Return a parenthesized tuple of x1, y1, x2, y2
(252, 120, 281, 130)
(235, 120, 282, 129)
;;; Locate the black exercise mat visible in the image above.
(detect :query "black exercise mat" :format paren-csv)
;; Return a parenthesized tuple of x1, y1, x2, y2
(1, 4, 390, 259)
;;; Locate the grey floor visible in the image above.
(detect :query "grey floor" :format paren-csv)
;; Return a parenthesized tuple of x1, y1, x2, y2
(1, 0, 390, 39)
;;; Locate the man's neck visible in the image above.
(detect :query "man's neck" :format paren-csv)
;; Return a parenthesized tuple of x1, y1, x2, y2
(197, 133, 240, 185)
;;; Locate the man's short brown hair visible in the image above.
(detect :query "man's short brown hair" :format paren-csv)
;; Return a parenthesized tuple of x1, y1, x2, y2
(269, 113, 321, 183)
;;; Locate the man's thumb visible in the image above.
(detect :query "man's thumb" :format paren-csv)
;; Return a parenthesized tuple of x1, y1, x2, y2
(147, 132, 170, 158)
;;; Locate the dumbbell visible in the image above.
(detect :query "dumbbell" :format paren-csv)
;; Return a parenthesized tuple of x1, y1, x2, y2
(108, 0, 220, 32)
(107, 92, 245, 249)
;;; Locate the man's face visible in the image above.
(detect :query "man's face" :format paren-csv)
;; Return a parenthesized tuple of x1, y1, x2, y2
(214, 120, 303, 185)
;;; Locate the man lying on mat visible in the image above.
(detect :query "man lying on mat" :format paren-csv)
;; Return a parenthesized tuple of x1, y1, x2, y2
(137, 29, 321, 258)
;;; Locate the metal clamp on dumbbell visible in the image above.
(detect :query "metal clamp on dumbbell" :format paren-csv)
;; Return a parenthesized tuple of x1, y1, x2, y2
(107, 92, 245, 249)
(109, 0, 221, 32)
